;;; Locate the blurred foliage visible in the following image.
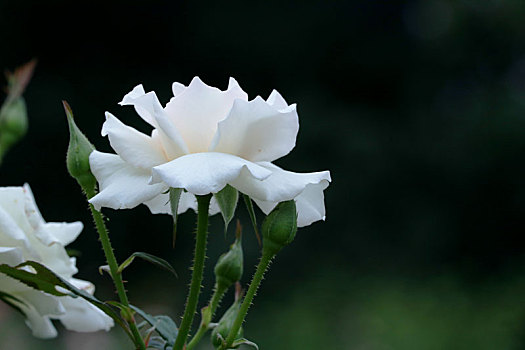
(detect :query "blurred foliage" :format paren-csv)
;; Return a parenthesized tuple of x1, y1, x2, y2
(1, 0, 525, 349)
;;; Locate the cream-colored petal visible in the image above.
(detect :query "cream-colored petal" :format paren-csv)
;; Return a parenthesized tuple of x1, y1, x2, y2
(266, 89, 289, 110)
(89, 151, 167, 211)
(102, 112, 167, 169)
(210, 96, 299, 162)
(253, 181, 329, 227)
(164, 77, 248, 153)
(33, 222, 83, 247)
(151, 152, 272, 196)
(119, 85, 188, 158)
(230, 162, 331, 203)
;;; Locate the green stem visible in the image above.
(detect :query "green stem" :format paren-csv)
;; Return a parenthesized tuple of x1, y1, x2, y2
(86, 189, 145, 350)
(173, 194, 212, 350)
(186, 284, 227, 350)
(219, 253, 273, 350)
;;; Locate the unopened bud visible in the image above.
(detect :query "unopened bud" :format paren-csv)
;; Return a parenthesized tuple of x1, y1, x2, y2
(64, 101, 97, 195)
(262, 200, 298, 257)
(211, 297, 243, 349)
(0, 97, 28, 158)
(214, 222, 243, 290)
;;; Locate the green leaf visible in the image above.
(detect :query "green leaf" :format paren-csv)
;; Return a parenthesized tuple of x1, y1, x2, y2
(214, 185, 239, 234)
(0, 261, 132, 338)
(169, 188, 183, 247)
(0, 291, 27, 315)
(232, 338, 259, 349)
(117, 252, 177, 277)
(130, 305, 178, 345)
(243, 194, 261, 246)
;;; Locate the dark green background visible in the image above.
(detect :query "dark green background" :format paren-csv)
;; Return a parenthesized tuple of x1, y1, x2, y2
(1, 0, 525, 349)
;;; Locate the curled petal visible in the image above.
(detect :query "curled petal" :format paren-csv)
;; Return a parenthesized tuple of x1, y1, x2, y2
(119, 85, 188, 158)
(119, 84, 156, 126)
(230, 162, 331, 203)
(89, 151, 167, 211)
(151, 152, 272, 196)
(102, 112, 167, 169)
(33, 222, 83, 247)
(253, 181, 329, 227)
(16, 299, 59, 338)
(164, 77, 248, 153)
(210, 96, 299, 162)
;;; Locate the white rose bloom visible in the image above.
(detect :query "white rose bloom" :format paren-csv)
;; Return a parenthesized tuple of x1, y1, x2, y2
(0, 184, 114, 338)
(89, 77, 331, 227)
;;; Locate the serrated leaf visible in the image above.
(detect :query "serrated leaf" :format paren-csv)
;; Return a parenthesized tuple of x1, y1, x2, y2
(130, 305, 178, 345)
(0, 261, 132, 338)
(214, 185, 239, 234)
(243, 194, 261, 246)
(117, 252, 177, 277)
(232, 338, 259, 349)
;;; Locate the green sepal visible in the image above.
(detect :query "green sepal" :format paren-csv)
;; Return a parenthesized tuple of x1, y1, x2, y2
(214, 185, 239, 234)
(117, 251, 177, 277)
(261, 200, 298, 257)
(242, 194, 261, 246)
(130, 305, 178, 345)
(169, 188, 183, 247)
(0, 261, 133, 338)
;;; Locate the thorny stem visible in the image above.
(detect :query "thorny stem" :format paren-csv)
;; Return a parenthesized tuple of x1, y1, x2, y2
(85, 189, 145, 350)
(186, 284, 227, 350)
(173, 194, 212, 350)
(219, 253, 273, 350)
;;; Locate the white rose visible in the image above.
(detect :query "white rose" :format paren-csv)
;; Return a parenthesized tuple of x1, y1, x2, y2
(0, 184, 114, 338)
(89, 77, 331, 227)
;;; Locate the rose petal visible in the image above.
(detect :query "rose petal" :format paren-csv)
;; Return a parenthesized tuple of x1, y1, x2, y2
(37, 243, 78, 277)
(0, 205, 31, 251)
(172, 82, 186, 96)
(33, 222, 83, 247)
(89, 151, 168, 211)
(151, 152, 272, 196)
(230, 162, 331, 203)
(119, 85, 188, 158)
(101, 112, 167, 169)
(119, 84, 156, 126)
(266, 89, 290, 110)
(164, 77, 248, 153)
(0, 246, 24, 266)
(58, 296, 114, 332)
(210, 96, 299, 162)
(22, 184, 45, 230)
(0, 187, 34, 234)
(58, 278, 114, 332)
(253, 181, 329, 227)
(17, 301, 58, 338)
